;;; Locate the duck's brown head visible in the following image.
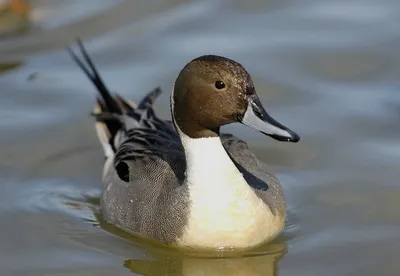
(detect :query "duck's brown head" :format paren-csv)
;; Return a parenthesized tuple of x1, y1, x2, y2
(171, 55, 299, 142)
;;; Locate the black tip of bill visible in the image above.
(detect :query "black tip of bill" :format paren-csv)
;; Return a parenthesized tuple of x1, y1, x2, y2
(268, 130, 300, 143)
(240, 96, 300, 143)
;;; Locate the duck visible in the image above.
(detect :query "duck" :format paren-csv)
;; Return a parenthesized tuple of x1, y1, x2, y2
(68, 40, 300, 250)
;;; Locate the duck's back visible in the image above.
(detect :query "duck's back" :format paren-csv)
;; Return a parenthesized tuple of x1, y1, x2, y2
(100, 109, 192, 243)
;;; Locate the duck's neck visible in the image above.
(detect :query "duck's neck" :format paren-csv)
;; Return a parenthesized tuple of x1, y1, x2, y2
(179, 132, 242, 186)
(170, 88, 242, 186)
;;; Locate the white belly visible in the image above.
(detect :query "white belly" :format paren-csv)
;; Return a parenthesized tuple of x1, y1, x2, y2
(177, 174, 285, 249)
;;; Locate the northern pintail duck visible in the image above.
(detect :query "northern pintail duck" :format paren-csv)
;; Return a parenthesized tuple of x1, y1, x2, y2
(68, 41, 300, 250)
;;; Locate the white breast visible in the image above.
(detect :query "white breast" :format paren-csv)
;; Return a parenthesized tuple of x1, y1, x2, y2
(176, 134, 285, 249)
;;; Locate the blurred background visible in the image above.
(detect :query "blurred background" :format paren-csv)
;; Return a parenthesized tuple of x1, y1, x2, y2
(1, 0, 400, 275)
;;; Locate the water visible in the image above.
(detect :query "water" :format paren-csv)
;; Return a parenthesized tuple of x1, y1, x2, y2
(1, 0, 400, 275)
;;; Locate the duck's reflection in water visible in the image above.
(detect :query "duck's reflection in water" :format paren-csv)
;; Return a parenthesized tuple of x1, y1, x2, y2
(124, 243, 286, 276)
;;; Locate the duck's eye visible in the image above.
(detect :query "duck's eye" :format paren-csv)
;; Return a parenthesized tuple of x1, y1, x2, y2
(214, 81, 225, 90)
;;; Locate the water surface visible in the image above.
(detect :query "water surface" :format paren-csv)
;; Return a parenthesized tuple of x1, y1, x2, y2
(1, 0, 400, 275)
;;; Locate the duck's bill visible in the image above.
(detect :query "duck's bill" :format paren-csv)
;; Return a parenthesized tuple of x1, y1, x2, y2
(240, 96, 300, 142)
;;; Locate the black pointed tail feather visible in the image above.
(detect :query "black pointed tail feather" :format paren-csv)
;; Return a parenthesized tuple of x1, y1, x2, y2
(67, 38, 121, 114)
(67, 39, 165, 154)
